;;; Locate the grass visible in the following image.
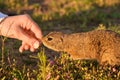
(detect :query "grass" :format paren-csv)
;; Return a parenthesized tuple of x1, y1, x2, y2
(0, 0, 120, 79)
(1, 50, 120, 79)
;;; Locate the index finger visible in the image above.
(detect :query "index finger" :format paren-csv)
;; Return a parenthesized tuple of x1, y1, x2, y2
(30, 22, 43, 40)
(21, 14, 43, 40)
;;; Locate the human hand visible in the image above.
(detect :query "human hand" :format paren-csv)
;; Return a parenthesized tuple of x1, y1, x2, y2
(0, 14, 42, 52)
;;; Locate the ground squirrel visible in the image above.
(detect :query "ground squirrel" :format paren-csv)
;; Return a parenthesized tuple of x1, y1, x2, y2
(42, 30, 120, 65)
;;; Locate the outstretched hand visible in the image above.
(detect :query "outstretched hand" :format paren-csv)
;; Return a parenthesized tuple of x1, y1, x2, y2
(0, 14, 42, 52)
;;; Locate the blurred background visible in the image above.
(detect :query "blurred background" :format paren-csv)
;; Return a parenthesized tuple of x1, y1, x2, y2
(0, 0, 120, 33)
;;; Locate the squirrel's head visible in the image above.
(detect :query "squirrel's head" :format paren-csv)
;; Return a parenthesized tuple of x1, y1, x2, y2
(42, 32, 65, 52)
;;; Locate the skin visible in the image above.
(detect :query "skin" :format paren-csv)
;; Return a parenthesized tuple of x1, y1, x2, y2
(0, 14, 42, 52)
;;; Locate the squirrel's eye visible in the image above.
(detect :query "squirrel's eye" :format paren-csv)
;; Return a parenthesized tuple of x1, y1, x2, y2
(47, 37, 53, 41)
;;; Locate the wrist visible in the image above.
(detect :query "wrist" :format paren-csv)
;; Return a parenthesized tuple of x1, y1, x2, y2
(0, 12, 8, 36)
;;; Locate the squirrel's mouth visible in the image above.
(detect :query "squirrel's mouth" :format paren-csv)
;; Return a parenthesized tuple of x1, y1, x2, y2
(42, 42, 60, 52)
(41, 37, 57, 51)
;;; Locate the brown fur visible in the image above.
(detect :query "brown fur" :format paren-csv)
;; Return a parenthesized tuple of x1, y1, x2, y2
(42, 30, 120, 65)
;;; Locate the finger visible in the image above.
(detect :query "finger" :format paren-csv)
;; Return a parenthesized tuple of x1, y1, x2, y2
(30, 47, 35, 52)
(18, 29, 40, 49)
(22, 42, 30, 50)
(19, 44, 24, 53)
(24, 44, 29, 50)
(19, 14, 42, 40)
(30, 22, 43, 40)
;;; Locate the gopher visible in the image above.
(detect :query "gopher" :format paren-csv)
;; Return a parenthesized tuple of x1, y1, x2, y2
(42, 30, 120, 65)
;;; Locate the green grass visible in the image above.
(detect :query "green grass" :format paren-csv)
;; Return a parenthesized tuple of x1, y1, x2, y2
(1, 50, 120, 80)
(0, 0, 120, 79)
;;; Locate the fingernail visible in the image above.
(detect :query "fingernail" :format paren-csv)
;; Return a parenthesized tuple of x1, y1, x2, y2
(33, 41, 39, 49)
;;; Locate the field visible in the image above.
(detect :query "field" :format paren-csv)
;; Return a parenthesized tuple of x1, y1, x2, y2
(0, 0, 120, 80)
